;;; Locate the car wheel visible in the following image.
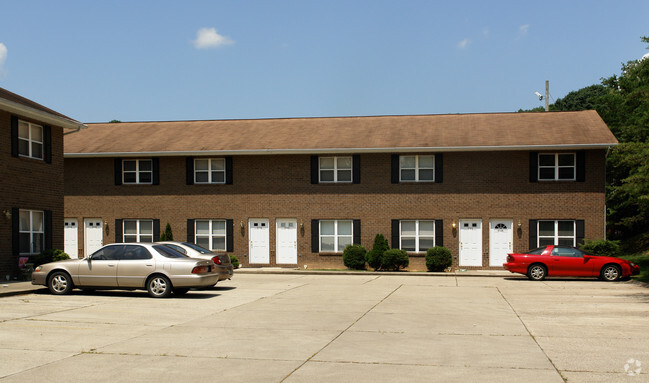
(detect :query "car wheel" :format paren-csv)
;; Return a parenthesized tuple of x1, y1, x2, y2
(48, 271, 73, 295)
(173, 288, 189, 296)
(147, 275, 172, 298)
(601, 264, 621, 282)
(527, 264, 547, 281)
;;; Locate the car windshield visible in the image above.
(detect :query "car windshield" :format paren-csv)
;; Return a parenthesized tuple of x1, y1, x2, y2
(153, 245, 187, 258)
(182, 242, 212, 254)
(526, 247, 546, 255)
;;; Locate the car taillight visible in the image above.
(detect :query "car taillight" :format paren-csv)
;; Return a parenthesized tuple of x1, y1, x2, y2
(506, 255, 513, 262)
(211, 256, 222, 265)
(192, 265, 209, 274)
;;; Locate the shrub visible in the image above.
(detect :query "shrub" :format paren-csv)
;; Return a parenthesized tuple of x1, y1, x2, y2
(343, 244, 367, 270)
(159, 223, 174, 241)
(426, 246, 452, 272)
(367, 234, 390, 271)
(230, 255, 240, 268)
(579, 239, 621, 257)
(33, 249, 70, 267)
(381, 249, 409, 271)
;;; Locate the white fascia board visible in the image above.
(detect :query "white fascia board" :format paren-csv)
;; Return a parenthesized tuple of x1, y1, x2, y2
(64, 143, 617, 158)
(0, 98, 86, 130)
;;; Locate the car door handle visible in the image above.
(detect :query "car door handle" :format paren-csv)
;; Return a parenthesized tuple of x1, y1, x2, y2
(108, 264, 116, 267)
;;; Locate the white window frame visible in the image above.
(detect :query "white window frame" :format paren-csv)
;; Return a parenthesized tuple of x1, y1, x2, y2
(319, 220, 353, 252)
(194, 219, 227, 251)
(538, 153, 576, 181)
(122, 219, 154, 242)
(18, 120, 44, 160)
(537, 220, 576, 247)
(122, 159, 153, 184)
(399, 220, 435, 252)
(399, 155, 435, 182)
(319, 156, 353, 183)
(19, 209, 45, 255)
(194, 158, 226, 184)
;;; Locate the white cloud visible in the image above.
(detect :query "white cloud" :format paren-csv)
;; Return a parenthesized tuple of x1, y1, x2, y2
(517, 24, 530, 39)
(482, 27, 490, 37)
(0, 43, 7, 77)
(192, 27, 234, 49)
(458, 38, 470, 50)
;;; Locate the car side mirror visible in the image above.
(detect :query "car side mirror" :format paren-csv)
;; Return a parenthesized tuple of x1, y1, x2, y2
(584, 255, 593, 260)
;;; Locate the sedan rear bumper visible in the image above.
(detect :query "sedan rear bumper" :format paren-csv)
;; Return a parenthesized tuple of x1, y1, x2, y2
(170, 273, 220, 288)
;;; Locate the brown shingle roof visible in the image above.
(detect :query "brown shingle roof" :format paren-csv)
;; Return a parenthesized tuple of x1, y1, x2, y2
(0, 87, 77, 121)
(64, 111, 617, 156)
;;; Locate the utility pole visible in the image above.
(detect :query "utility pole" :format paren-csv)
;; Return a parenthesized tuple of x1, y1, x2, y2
(545, 80, 549, 112)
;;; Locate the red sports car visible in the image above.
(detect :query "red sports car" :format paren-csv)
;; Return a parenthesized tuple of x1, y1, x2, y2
(504, 245, 640, 281)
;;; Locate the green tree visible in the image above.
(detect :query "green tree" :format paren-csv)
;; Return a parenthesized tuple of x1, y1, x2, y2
(160, 223, 174, 241)
(366, 234, 390, 271)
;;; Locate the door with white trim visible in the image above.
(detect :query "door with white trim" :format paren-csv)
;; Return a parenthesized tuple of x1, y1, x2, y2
(276, 219, 298, 264)
(459, 219, 482, 267)
(84, 219, 103, 257)
(64, 219, 79, 258)
(489, 219, 513, 267)
(249, 219, 270, 264)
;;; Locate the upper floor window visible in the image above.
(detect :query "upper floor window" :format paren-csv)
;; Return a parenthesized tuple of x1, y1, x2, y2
(319, 220, 353, 252)
(19, 210, 44, 255)
(400, 155, 434, 182)
(195, 219, 227, 251)
(538, 153, 575, 181)
(399, 220, 435, 252)
(123, 219, 154, 242)
(195, 158, 226, 184)
(319, 157, 352, 183)
(123, 159, 152, 184)
(18, 120, 43, 160)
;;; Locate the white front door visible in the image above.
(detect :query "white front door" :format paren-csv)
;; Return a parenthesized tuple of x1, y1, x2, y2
(276, 219, 297, 264)
(489, 219, 513, 267)
(64, 219, 78, 258)
(459, 219, 482, 267)
(249, 219, 270, 264)
(84, 219, 103, 257)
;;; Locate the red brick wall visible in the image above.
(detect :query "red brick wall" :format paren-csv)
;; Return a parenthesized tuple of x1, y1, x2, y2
(0, 110, 64, 279)
(64, 150, 607, 270)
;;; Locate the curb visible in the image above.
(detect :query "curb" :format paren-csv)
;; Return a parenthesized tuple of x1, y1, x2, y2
(235, 268, 512, 277)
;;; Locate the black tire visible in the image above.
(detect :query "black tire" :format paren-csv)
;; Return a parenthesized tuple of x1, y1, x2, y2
(173, 288, 189, 296)
(527, 264, 547, 281)
(601, 264, 622, 282)
(147, 275, 172, 298)
(48, 271, 73, 295)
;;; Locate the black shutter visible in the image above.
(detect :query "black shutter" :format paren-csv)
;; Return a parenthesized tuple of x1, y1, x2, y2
(153, 219, 160, 241)
(576, 220, 585, 246)
(435, 154, 443, 183)
(529, 220, 538, 249)
(435, 220, 443, 247)
(529, 152, 538, 182)
(310, 156, 319, 184)
(391, 219, 400, 249)
(391, 154, 399, 184)
(576, 151, 586, 182)
(226, 219, 234, 252)
(186, 157, 194, 185)
(44, 210, 53, 250)
(43, 125, 52, 164)
(115, 219, 123, 242)
(353, 219, 361, 245)
(311, 219, 319, 252)
(114, 159, 122, 185)
(186, 219, 195, 243)
(352, 155, 361, 184)
(152, 158, 160, 185)
(12, 208, 19, 256)
(225, 156, 233, 185)
(11, 116, 19, 157)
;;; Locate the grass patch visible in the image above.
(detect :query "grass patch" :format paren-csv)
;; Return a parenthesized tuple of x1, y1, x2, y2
(619, 253, 649, 283)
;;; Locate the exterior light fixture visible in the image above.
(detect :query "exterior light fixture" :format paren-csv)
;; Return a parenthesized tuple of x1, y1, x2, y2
(2, 209, 11, 220)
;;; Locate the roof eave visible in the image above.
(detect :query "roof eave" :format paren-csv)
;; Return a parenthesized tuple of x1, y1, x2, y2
(0, 98, 87, 130)
(64, 143, 618, 158)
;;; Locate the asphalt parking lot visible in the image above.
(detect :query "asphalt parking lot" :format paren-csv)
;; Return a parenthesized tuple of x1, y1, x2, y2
(0, 273, 647, 382)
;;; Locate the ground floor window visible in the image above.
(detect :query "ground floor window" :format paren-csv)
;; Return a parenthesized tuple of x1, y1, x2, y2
(399, 220, 435, 252)
(319, 220, 353, 252)
(19, 210, 44, 254)
(195, 219, 227, 251)
(123, 219, 154, 242)
(537, 220, 575, 247)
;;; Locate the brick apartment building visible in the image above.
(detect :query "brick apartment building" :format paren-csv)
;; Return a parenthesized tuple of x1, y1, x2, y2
(63, 111, 617, 270)
(0, 87, 85, 279)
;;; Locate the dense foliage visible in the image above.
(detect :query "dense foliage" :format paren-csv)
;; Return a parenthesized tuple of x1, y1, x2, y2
(229, 255, 239, 268)
(342, 244, 367, 270)
(381, 249, 409, 271)
(159, 223, 174, 241)
(34, 249, 70, 267)
(366, 234, 390, 271)
(425, 246, 452, 272)
(579, 239, 621, 257)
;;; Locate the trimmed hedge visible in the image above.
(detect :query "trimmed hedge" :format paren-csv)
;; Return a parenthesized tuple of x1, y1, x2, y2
(381, 249, 409, 271)
(367, 234, 390, 271)
(579, 239, 621, 257)
(426, 246, 452, 272)
(229, 255, 240, 268)
(343, 244, 367, 270)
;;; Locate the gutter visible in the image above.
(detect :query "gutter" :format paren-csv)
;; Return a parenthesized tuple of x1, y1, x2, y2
(0, 98, 86, 131)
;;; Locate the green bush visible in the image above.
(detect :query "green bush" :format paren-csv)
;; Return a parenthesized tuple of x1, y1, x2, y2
(367, 234, 390, 271)
(229, 255, 240, 268)
(426, 246, 452, 272)
(33, 249, 70, 267)
(579, 239, 621, 257)
(342, 244, 367, 270)
(381, 249, 409, 271)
